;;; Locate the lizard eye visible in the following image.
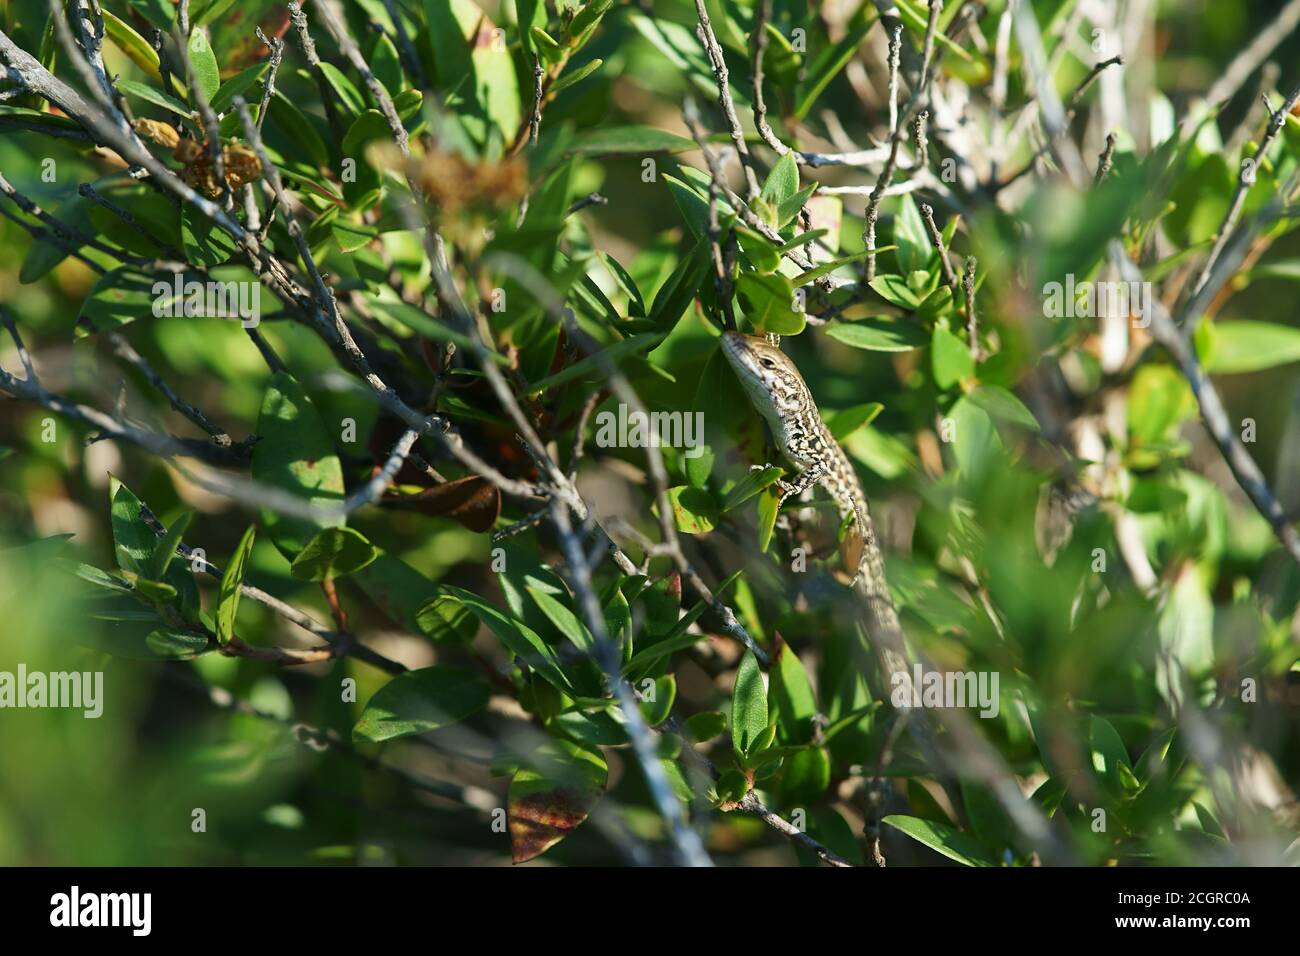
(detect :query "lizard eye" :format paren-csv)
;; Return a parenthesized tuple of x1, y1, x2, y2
(759, 357, 777, 370)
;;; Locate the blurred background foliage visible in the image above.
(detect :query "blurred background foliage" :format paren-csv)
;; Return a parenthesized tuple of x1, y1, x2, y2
(1, 0, 1300, 866)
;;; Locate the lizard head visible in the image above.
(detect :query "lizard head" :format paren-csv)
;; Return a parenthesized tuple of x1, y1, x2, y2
(720, 331, 811, 423)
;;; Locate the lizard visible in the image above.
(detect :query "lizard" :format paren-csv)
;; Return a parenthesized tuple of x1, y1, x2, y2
(719, 330, 912, 691)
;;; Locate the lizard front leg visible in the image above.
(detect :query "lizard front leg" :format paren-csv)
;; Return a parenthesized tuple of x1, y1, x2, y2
(774, 459, 827, 509)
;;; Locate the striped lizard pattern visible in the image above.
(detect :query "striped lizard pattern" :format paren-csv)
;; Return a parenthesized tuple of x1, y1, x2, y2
(720, 331, 911, 686)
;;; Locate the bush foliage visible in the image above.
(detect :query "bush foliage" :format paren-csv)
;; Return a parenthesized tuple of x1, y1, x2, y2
(1, 0, 1299, 867)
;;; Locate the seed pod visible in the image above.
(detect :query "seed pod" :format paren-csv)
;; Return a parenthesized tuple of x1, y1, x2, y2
(133, 118, 180, 149)
(183, 154, 223, 198)
(221, 143, 262, 187)
(173, 138, 203, 164)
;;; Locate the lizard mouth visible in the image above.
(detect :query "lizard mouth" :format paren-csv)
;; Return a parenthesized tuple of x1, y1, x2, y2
(720, 330, 752, 366)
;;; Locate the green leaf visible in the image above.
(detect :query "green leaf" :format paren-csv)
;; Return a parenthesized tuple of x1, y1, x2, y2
(363, 292, 509, 363)
(1089, 716, 1133, 797)
(426, 0, 520, 143)
(516, 0, 548, 60)
(770, 636, 817, 745)
(72, 563, 134, 596)
(759, 152, 800, 209)
(894, 0, 974, 62)
(75, 267, 170, 336)
(289, 527, 378, 581)
(965, 385, 1040, 431)
(883, 815, 997, 866)
(826, 403, 884, 441)
(529, 26, 565, 64)
(186, 30, 221, 104)
(622, 572, 741, 677)
(105, 479, 199, 619)
(318, 61, 366, 118)
(684, 710, 727, 741)
(332, 219, 378, 253)
(567, 0, 614, 44)
(550, 58, 603, 95)
(102, 9, 161, 78)
(569, 125, 696, 155)
(731, 649, 769, 758)
(88, 604, 208, 660)
(664, 485, 719, 534)
(825, 317, 927, 351)
(267, 93, 329, 169)
(894, 194, 933, 275)
(181, 206, 237, 267)
(443, 585, 575, 694)
(1200, 320, 1300, 374)
(20, 194, 92, 283)
(526, 584, 597, 656)
(756, 483, 781, 551)
(931, 325, 975, 389)
(117, 79, 192, 117)
(250, 371, 345, 556)
(216, 524, 255, 645)
(351, 552, 477, 644)
(508, 739, 607, 863)
(735, 272, 806, 336)
(1127, 365, 1196, 451)
(648, 238, 710, 328)
(779, 746, 831, 803)
(720, 466, 783, 512)
(794, 21, 872, 119)
(369, 32, 403, 95)
(869, 273, 922, 308)
(1193, 801, 1225, 839)
(791, 250, 871, 287)
(109, 477, 157, 575)
(638, 674, 676, 726)
(774, 184, 816, 230)
(210, 61, 269, 114)
(147, 508, 192, 580)
(525, 332, 663, 393)
(353, 666, 490, 742)
(120, 572, 177, 606)
(600, 253, 646, 316)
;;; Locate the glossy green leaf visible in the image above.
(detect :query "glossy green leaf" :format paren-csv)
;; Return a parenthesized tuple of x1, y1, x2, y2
(883, 815, 997, 866)
(250, 371, 345, 555)
(825, 317, 927, 351)
(353, 666, 490, 742)
(216, 524, 255, 645)
(289, 527, 378, 581)
(731, 649, 769, 758)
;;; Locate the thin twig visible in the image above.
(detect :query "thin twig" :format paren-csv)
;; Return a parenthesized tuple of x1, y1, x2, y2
(919, 202, 958, 290)
(1111, 243, 1300, 569)
(1093, 131, 1117, 184)
(962, 256, 979, 358)
(684, 96, 737, 331)
(1182, 82, 1300, 334)
(694, 0, 760, 198)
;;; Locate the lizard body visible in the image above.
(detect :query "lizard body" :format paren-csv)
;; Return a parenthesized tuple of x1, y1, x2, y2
(720, 331, 909, 683)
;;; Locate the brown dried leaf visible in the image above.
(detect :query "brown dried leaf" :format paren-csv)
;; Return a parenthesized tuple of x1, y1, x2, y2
(508, 740, 607, 864)
(383, 474, 501, 533)
(134, 118, 179, 149)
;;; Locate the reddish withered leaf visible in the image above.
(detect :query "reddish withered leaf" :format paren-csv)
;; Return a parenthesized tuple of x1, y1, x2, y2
(383, 474, 501, 533)
(508, 741, 608, 864)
